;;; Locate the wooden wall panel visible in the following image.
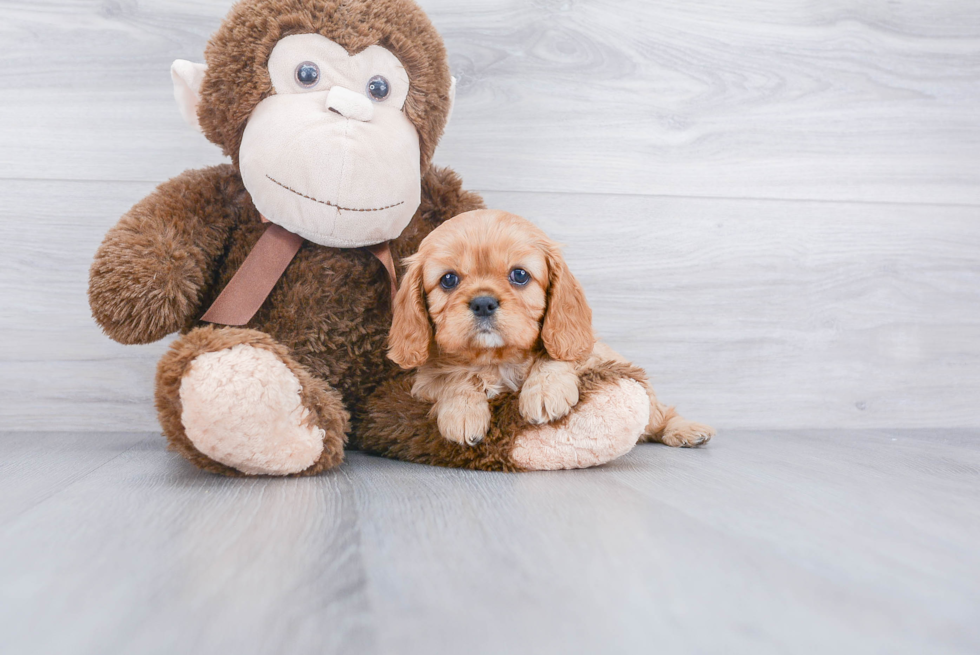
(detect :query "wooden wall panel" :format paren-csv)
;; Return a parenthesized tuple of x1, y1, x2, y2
(0, 1, 978, 431)
(0, 1, 977, 203)
(2, 181, 977, 430)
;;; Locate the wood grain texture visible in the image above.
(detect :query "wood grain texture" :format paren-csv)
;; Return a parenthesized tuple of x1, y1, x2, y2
(2, 3, 978, 653)
(0, 432, 376, 655)
(0, 431, 148, 525)
(0, 1, 978, 203)
(2, 180, 978, 430)
(0, 430, 977, 654)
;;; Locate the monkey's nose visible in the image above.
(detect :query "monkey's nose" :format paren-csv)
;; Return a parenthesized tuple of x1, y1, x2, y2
(470, 296, 499, 317)
(326, 86, 374, 122)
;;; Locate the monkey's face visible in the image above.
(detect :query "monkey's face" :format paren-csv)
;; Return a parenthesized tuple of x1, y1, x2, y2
(238, 34, 422, 247)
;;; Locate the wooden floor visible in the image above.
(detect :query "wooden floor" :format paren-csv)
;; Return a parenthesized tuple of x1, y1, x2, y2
(2, 2, 979, 653)
(1, 430, 978, 655)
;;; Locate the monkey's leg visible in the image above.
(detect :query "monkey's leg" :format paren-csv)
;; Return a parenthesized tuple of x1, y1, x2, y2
(507, 363, 650, 470)
(588, 342, 715, 448)
(156, 326, 349, 476)
(359, 360, 650, 472)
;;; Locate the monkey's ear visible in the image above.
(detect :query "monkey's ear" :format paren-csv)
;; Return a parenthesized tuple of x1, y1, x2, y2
(445, 76, 457, 127)
(171, 60, 208, 133)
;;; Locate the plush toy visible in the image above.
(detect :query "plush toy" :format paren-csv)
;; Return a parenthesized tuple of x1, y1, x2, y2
(89, 0, 709, 476)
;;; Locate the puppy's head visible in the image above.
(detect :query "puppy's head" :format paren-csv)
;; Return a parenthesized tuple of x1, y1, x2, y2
(388, 210, 593, 368)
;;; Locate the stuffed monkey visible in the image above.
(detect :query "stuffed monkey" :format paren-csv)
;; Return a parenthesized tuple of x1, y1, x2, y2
(89, 0, 684, 476)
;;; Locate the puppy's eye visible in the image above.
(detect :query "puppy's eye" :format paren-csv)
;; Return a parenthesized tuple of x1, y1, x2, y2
(295, 62, 320, 88)
(509, 268, 531, 286)
(440, 272, 459, 290)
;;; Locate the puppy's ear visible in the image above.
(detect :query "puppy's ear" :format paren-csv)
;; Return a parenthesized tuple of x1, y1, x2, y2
(388, 254, 432, 369)
(541, 244, 594, 361)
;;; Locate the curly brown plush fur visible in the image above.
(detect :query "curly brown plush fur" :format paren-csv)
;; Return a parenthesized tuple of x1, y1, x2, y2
(359, 360, 651, 471)
(90, 161, 482, 475)
(88, 0, 484, 475)
(89, 0, 683, 476)
(155, 326, 349, 476)
(89, 166, 244, 345)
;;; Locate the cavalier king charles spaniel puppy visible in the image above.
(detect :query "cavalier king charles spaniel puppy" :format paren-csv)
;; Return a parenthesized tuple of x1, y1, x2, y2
(387, 209, 715, 448)
(387, 209, 591, 445)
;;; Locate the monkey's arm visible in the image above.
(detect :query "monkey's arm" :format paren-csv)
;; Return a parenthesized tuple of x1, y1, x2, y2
(89, 165, 245, 345)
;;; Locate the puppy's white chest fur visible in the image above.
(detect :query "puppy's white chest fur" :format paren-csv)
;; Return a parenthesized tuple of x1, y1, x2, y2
(476, 361, 532, 398)
(411, 359, 533, 402)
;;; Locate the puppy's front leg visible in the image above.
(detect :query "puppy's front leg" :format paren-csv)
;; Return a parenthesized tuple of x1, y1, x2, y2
(434, 388, 491, 446)
(520, 358, 580, 425)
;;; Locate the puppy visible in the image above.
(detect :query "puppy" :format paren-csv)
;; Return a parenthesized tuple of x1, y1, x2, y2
(388, 209, 715, 449)
(387, 209, 591, 445)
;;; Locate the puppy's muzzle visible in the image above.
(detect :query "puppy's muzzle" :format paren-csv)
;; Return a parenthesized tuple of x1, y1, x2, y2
(469, 296, 499, 318)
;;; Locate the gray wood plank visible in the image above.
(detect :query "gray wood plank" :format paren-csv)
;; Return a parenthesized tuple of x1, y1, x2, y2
(0, 431, 150, 525)
(0, 1, 978, 204)
(0, 179, 172, 431)
(0, 430, 977, 654)
(483, 190, 980, 431)
(347, 430, 980, 655)
(2, 180, 978, 431)
(0, 434, 376, 655)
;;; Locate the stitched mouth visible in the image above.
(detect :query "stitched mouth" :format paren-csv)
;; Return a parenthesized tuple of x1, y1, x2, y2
(266, 175, 405, 213)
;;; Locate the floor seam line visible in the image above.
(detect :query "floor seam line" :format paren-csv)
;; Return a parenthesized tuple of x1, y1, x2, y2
(0, 433, 157, 530)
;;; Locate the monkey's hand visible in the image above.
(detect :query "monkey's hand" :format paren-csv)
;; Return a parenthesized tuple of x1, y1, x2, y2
(89, 165, 242, 344)
(519, 358, 580, 425)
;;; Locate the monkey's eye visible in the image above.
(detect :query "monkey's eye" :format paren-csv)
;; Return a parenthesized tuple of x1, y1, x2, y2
(367, 75, 391, 102)
(440, 272, 459, 290)
(509, 268, 531, 286)
(295, 62, 320, 88)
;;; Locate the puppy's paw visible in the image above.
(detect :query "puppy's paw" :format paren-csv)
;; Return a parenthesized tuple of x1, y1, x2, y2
(436, 398, 491, 446)
(660, 420, 715, 448)
(520, 362, 580, 425)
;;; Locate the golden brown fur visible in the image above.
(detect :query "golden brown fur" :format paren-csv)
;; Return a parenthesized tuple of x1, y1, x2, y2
(388, 210, 595, 445)
(386, 210, 716, 451)
(389, 210, 593, 367)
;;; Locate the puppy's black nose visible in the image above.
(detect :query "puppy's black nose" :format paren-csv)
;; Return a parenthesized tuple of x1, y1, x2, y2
(470, 296, 499, 317)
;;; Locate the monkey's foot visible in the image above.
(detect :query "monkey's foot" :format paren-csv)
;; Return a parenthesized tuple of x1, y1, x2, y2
(157, 327, 348, 476)
(179, 344, 327, 475)
(509, 377, 649, 470)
